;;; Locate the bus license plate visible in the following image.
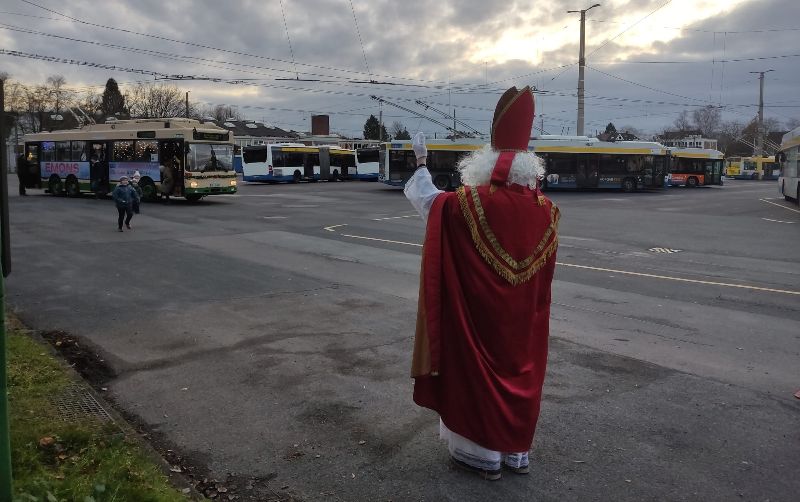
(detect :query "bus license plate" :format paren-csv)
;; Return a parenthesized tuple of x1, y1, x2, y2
(210, 181, 220, 187)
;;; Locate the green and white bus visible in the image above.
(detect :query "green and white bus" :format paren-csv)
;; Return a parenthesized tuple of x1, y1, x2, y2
(22, 118, 237, 202)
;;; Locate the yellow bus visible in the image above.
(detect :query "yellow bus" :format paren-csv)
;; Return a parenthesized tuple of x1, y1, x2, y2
(22, 118, 237, 202)
(379, 136, 669, 192)
(725, 156, 781, 180)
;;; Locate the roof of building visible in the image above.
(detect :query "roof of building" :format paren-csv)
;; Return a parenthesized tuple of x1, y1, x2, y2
(205, 119, 296, 138)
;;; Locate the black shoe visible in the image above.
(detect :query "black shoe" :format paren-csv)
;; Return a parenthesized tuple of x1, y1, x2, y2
(118, 228, 123, 232)
(450, 456, 502, 481)
(504, 464, 530, 475)
(126, 224, 131, 229)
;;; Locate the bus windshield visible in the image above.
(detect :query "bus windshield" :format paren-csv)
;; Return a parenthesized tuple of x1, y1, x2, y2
(187, 143, 233, 172)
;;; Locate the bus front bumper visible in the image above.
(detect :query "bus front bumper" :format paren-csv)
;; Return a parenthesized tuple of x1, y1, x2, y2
(184, 186, 237, 196)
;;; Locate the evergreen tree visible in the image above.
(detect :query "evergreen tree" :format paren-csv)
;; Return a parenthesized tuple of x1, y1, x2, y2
(101, 78, 126, 118)
(603, 122, 617, 135)
(363, 114, 389, 140)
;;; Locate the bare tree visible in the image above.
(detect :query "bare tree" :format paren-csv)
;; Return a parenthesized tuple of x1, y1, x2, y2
(785, 117, 800, 130)
(673, 110, 691, 132)
(127, 83, 186, 118)
(45, 74, 70, 114)
(717, 120, 745, 155)
(692, 105, 721, 137)
(390, 121, 410, 139)
(763, 117, 782, 135)
(202, 104, 243, 121)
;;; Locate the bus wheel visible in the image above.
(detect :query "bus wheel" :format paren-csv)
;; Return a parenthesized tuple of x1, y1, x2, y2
(686, 177, 698, 188)
(332, 169, 340, 181)
(622, 178, 636, 193)
(48, 175, 63, 196)
(139, 177, 157, 201)
(292, 171, 301, 183)
(65, 176, 80, 197)
(185, 194, 203, 202)
(433, 175, 451, 191)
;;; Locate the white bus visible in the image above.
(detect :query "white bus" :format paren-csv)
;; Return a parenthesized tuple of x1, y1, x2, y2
(22, 118, 237, 202)
(242, 144, 355, 183)
(777, 127, 800, 204)
(354, 147, 380, 181)
(379, 136, 669, 192)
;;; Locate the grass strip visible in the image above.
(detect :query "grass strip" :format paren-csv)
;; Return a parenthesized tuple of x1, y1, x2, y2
(6, 315, 189, 501)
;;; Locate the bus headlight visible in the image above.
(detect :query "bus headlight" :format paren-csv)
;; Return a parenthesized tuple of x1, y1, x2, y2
(230, 179, 237, 186)
(189, 181, 199, 188)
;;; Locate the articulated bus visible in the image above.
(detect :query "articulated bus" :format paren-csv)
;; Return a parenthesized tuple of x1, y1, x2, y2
(668, 148, 724, 187)
(22, 118, 237, 201)
(777, 126, 800, 204)
(725, 156, 781, 180)
(242, 144, 356, 183)
(378, 136, 669, 192)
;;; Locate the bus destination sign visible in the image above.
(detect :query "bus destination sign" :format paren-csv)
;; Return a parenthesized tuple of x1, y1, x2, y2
(193, 131, 230, 141)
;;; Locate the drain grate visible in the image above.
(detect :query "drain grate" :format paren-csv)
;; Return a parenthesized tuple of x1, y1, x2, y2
(648, 247, 683, 254)
(51, 384, 116, 425)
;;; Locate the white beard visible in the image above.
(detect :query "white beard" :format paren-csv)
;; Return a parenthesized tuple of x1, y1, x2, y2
(457, 145, 545, 189)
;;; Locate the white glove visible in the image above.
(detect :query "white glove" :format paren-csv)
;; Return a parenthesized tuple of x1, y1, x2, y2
(412, 132, 427, 161)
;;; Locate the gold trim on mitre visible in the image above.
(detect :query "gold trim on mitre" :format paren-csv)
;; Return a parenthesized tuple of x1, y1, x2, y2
(490, 86, 534, 150)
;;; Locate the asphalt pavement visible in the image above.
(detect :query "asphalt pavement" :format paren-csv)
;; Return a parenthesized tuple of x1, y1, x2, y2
(6, 176, 800, 501)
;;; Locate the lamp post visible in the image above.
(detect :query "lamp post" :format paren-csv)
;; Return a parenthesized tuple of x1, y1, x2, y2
(567, 3, 601, 137)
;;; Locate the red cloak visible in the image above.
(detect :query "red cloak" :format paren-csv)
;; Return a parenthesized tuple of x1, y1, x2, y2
(411, 181, 559, 453)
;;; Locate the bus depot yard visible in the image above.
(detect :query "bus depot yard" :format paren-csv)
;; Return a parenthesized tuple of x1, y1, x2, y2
(5, 173, 799, 501)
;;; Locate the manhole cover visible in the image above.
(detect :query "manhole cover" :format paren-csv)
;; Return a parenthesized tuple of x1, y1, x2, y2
(51, 384, 116, 425)
(648, 247, 683, 254)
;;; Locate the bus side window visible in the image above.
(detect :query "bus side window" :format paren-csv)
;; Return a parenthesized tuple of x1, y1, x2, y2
(55, 141, 70, 162)
(113, 141, 135, 161)
(71, 141, 87, 162)
(26, 144, 39, 163)
(134, 140, 158, 162)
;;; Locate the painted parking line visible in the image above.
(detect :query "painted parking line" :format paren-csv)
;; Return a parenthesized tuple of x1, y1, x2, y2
(759, 198, 800, 214)
(325, 228, 800, 296)
(372, 215, 419, 221)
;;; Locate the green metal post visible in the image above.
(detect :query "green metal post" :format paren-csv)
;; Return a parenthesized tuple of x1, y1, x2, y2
(0, 74, 13, 502)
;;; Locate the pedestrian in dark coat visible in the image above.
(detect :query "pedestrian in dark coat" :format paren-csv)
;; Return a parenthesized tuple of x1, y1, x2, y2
(131, 171, 143, 214)
(16, 154, 28, 196)
(111, 176, 140, 231)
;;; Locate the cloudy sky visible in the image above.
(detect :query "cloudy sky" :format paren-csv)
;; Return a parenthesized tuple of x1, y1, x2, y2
(1, 0, 798, 138)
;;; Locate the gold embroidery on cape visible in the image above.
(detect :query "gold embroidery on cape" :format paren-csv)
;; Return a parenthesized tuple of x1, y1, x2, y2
(457, 186, 559, 286)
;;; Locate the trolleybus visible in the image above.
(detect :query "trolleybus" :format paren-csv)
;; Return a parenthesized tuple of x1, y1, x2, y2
(241, 144, 355, 183)
(354, 147, 380, 180)
(378, 136, 670, 192)
(22, 118, 237, 201)
(725, 155, 780, 180)
(668, 148, 724, 187)
(777, 127, 800, 204)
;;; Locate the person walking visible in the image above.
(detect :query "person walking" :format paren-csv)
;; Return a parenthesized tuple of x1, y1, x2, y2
(404, 87, 559, 480)
(111, 176, 139, 231)
(16, 153, 28, 196)
(131, 171, 143, 214)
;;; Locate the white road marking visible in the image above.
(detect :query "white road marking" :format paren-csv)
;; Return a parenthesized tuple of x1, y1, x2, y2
(324, 226, 800, 296)
(261, 216, 287, 219)
(759, 198, 800, 214)
(324, 224, 348, 232)
(761, 218, 795, 224)
(372, 215, 420, 221)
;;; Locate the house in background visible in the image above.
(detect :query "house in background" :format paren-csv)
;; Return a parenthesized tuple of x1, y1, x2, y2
(655, 130, 718, 150)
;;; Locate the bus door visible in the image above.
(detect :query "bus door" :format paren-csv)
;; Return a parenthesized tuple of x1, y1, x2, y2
(159, 140, 183, 196)
(89, 141, 109, 194)
(318, 148, 331, 181)
(703, 160, 720, 185)
(577, 156, 599, 188)
(23, 143, 41, 188)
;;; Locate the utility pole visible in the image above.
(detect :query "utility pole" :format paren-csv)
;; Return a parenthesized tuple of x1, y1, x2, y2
(749, 70, 774, 171)
(185, 91, 190, 119)
(0, 73, 14, 502)
(568, 3, 601, 137)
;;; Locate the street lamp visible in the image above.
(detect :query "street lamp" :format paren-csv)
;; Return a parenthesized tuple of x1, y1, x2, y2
(567, 3, 601, 137)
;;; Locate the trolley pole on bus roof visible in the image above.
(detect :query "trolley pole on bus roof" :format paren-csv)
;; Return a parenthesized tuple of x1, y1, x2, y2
(0, 73, 14, 502)
(568, 3, 600, 137)
(750, 70, 773, 165)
